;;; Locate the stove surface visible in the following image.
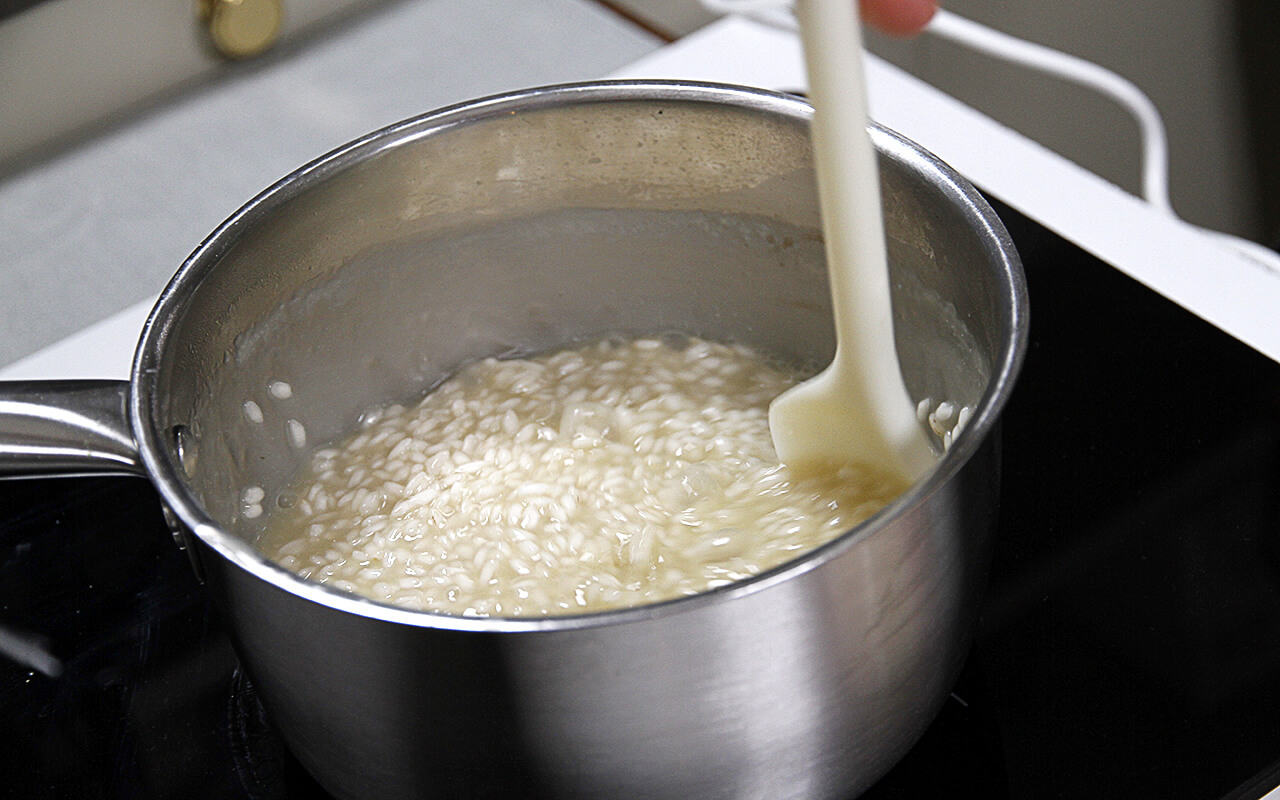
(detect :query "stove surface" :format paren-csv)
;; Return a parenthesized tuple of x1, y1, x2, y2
(3, 201, 1280, 798)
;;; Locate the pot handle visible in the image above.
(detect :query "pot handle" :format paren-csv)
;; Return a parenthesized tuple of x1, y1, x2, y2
(0, 380, 145, 478)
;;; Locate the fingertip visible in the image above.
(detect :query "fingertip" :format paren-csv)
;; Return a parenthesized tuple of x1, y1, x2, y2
(860, 0, 938, 37)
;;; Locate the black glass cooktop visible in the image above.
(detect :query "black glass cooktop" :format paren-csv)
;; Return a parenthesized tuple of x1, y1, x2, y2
(3, 199, 1280, 798)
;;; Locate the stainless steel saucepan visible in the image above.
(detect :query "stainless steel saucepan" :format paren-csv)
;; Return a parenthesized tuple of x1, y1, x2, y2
(0, 81, 1027, 800)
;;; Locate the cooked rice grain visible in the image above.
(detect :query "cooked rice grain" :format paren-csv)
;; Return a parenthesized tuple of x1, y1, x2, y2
(256, 337, 907, 616)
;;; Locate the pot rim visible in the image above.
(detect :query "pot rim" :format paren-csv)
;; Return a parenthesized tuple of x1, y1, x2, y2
(130, 79, 1028, 634)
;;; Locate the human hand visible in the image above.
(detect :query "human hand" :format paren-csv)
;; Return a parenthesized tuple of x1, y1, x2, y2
(860, 0, 938, 36)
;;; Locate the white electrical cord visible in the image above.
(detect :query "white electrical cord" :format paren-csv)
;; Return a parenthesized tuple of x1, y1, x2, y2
(926, 9, 1173, 216)
(926, 10, 1280, 275)
(698, 0, 1280, 275)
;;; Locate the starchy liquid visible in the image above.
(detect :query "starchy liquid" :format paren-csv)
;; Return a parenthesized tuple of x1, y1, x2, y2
(256, 336, 908, 616)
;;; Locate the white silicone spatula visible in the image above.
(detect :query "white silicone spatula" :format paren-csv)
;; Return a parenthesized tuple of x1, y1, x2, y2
(769, 0, 935, 482)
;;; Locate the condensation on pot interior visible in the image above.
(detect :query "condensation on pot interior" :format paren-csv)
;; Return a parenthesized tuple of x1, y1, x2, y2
(254, 335, 917, 617)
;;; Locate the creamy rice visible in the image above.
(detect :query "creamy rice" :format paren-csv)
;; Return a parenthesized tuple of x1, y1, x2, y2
(256, 336, 908, 616)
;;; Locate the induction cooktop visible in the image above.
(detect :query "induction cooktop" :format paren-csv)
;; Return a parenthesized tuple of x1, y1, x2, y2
(4, 197, 1280, 799)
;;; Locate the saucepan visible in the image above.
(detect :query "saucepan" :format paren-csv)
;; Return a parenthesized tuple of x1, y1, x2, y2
(0, 81, 1027, 799)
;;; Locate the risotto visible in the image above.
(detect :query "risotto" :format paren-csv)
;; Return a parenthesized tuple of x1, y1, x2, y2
(256, 336, 909, 616)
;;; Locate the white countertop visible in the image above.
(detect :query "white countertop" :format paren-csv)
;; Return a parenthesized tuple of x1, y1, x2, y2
(0, 0, 659, 371)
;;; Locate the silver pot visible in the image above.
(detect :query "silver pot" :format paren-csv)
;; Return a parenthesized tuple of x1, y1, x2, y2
(0, 82, 1027, 799)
